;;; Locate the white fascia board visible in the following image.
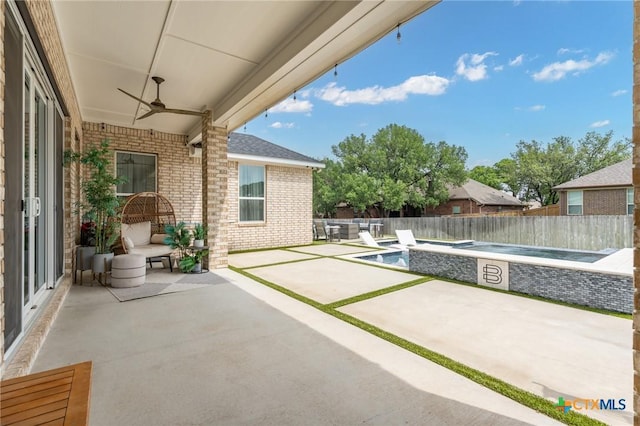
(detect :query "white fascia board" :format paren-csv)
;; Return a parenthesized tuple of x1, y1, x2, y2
(228, 153, 325, 169)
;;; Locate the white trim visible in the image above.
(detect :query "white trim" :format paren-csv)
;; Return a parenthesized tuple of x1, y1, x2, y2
(229, 153, 324, 169)
(238, 164, 266, 223)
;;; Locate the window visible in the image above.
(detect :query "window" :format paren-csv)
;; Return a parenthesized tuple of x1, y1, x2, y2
(239, 165, 265, 222)
(628, 188, 634, 215)
(116, 152, 157, 197)
(452, 206, 461, 214)
(567, 190, 583, 215)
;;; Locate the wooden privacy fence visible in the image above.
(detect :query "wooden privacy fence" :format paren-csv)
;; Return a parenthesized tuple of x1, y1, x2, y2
(382, 215, 632, 251)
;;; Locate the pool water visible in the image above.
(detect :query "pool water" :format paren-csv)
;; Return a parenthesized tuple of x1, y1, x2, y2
(366, 240, 612, 264)
(358, 251, 409, 267)
(457, 242, 608, 263)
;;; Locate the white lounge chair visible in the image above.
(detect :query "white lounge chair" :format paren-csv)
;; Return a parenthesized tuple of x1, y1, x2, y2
(395, 229, 419, 247)
(359, 231, 405, 250)
(359, 231, 380, 247)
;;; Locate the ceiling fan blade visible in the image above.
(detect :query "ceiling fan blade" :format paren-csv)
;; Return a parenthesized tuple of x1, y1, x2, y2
(163, 108, 206, 117)
(136, 110, 157, 120)
(118, 88, 153, 108)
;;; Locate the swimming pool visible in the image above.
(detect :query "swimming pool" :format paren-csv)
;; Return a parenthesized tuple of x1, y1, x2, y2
(376, 240, 610, 263)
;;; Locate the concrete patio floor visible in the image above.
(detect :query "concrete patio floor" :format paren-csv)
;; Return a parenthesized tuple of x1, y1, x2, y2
(30, 242, 630, 425)
(31, 270, 560, 426)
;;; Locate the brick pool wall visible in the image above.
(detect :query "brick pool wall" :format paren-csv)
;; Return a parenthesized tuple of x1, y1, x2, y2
(410, 250, 632, 314)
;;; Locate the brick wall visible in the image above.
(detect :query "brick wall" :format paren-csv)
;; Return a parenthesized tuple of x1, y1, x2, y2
(82, 122, 202, 224)
(559, 188, 629, 215)
(228, 161, 314, 251)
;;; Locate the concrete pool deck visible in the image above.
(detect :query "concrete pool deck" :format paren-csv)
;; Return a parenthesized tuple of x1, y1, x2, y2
(230, 244, 632, 425)
(28, 242, 630, 425)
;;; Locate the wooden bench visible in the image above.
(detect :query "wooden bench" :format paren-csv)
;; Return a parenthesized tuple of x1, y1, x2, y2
(1, 361, 92, 426)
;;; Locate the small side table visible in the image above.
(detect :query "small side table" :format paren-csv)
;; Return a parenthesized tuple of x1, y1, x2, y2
(188, 245, 209, 273)
(75, 246, 95, 285)
(327, 226, 341, 242)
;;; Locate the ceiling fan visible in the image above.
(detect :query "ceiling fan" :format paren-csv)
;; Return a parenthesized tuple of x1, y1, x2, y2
(118, 76, 205, 120)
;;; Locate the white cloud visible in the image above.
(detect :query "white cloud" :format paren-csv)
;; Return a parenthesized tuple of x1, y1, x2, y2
(590, 120, 610, 128)
(315, 75, 450, 106)
(455, 52, 498, 81)
(509, 54, 524, 67)
(557, 48, 585, 56)
(612, 89, 627, 97)
(532, 51, 614, 82)
(269, 121, 294, 129)
(494, 65, 504, 72)
(515, 105, 545, 112)
(270, 98, 313, 113)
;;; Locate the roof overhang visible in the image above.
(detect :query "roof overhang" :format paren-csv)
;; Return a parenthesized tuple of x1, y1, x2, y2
(228, 153, 325, 169)
(51, 1, 440, 138)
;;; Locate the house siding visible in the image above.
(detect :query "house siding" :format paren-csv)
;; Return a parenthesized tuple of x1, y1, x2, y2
(82, 122, 202, 225)
(228, 161, 313, 250)
(558, 188, 630, 215)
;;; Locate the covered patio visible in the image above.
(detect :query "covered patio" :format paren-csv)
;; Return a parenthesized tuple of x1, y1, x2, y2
(1, 0, 440, 376)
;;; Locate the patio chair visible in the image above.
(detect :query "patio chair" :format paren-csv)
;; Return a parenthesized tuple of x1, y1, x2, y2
(395, 229, 419, 247)
(313, 220, 328, 241)
(120, 192, 176, 269)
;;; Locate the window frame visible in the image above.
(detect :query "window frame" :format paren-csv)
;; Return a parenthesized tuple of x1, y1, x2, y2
(567, 190, 583, 215)
(452, 206, 461, 215)
(627, 188, 634, 215)
(115, 151, 158, 197)
(238, 164, 266, 223)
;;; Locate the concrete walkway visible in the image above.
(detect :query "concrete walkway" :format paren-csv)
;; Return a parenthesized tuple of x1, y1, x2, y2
(32, 269, 560, 425)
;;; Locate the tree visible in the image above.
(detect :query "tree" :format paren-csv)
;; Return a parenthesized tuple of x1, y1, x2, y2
(315, 124, 468, 217)
(508, 131, 631, 205)
(469, 165, 503, 190)
(313, 159, 344, 217)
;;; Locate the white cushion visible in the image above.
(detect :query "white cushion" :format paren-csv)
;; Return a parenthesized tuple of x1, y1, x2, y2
(123, 236, 135, 250)
(122, 221, 151, 246)
(150, 233, 168, 244)
(129, 244, 174, 258)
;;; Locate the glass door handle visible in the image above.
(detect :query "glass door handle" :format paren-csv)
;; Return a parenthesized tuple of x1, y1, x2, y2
(33, 197, 41, 217)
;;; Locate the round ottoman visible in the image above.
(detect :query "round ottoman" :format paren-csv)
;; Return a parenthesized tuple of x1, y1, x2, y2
(111, 254, 146, 288)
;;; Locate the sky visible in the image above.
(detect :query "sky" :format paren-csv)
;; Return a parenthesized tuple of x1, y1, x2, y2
(244, 0, 632, 168)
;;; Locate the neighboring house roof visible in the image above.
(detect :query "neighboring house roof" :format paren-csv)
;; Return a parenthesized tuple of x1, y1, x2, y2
(448, 179, 523, 206)
(227, 133, 324, 168)
(552, 158, 632, 190)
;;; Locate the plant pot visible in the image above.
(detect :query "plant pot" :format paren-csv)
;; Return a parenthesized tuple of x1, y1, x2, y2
(193, 262, 202, 273)
(93, 253, 114, 273)
(193, 239, 204, 248)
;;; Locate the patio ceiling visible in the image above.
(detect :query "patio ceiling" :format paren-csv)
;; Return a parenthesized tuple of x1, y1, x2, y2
(51, 1, 439, 142)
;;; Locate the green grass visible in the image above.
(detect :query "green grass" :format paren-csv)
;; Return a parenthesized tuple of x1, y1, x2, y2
(325, 277, 433, 309)
(230, 264, 608, 426)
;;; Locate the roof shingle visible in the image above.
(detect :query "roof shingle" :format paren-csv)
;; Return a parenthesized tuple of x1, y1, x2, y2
(552, 158, 632, 190)
(448, 179, 523, 206)
(228, 133, 323, 166)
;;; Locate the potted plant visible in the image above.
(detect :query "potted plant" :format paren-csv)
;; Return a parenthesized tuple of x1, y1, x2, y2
(64, 140, 126, 273)
(179, 248, 209, 273)
(192, 223, 207, 248)
(164, 221, 191, 267)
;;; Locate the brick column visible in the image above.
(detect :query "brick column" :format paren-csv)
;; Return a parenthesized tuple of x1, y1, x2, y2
(634, 1, 640, 424)
(201, 111, 228, 268)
